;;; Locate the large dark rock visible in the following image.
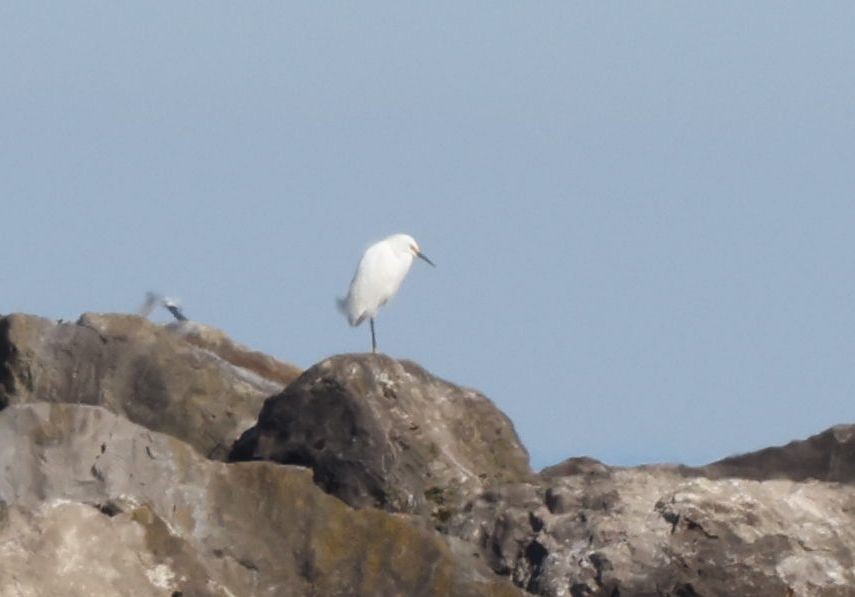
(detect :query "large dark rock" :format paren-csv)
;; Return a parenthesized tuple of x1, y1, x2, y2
(230, 353, 533, 519)
(0, 402, 522, 597)
(0, 312, 300, 459)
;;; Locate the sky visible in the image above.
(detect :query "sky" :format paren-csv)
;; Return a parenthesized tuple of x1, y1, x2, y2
(2, 4, 854, 469)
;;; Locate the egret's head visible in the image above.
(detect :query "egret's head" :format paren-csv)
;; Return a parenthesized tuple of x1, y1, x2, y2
(391, 233, 435, 267)
(411, 241, 435, 267)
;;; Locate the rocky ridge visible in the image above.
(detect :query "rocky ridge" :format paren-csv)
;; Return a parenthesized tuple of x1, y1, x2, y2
(1, 311, 854, 596)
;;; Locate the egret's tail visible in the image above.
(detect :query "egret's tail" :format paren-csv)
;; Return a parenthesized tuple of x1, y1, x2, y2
(336, 297, 357, 326)
(337, 297, 363, 326)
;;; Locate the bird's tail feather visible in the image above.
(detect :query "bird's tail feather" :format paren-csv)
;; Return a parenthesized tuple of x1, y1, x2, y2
(337, 297, 363, 326)
(337, 298, 358, 326)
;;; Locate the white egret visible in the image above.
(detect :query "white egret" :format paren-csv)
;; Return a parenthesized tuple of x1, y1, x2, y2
(338, 233, 435, 353)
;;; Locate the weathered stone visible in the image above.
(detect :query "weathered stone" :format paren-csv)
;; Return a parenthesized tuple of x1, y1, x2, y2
(0, 403, 522, 597)
(4, 309, 855, 596)
(455, 483, 551, 591)
(230, 353, 532, 520)
(0, 312, 299, 459)
(171, 319, 301, 387)
(448, 466, 855, 596)
(685, 424, 855, 484)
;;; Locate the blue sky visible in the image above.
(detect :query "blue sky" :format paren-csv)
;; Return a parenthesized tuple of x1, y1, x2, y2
(3, 4, 854, 468)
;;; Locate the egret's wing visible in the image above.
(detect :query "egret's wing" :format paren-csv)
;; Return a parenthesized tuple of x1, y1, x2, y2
(165, 304, 188, 322)
(343, 243, 385, 326)
(159, 297, 187, 322)
(342, 257, 372, 326)
(346, 242, 412, 327)
(138, 292, 161, 318)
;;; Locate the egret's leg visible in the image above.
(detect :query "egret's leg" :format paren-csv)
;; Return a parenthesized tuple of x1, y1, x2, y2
(370, 318, 377, 353)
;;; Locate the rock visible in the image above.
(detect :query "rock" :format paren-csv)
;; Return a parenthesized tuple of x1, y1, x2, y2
(447, 466, 855, 596)
(454, 483, 551, 591)
(5, 309, 855, 596)
(686, 424, 855, 484)
(172, 319, 301, 387)
(0, 500, 189, 597)
(0, 312, 299, 459)
(230, 353, 532, 520)
(540, 456, 613, 480)
(0, 402, 522, 597)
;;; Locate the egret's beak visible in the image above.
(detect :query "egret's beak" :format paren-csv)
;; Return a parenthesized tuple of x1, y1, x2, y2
(416, 251, 436, 267)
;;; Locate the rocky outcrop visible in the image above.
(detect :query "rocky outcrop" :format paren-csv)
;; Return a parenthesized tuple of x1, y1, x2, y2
(228, 352, 855, 596)
(230, 354, 533, 520)
(447, 462, 855, 596)
(0, 313, 299, 459)
(0, 402, 521, 597)
(2, 310, 855, 596)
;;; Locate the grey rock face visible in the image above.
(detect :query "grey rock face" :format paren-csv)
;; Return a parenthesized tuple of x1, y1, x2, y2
(448, 464, 855, 596)
(230, 353, 533, 519)
(0, 403, 522, 597)
(227, 351, 855, 596)
(0, 312, 299, 459)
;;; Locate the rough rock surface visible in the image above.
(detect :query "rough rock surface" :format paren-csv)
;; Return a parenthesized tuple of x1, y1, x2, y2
(0, 402, 521, 597)
(0, 312, 299, 459)
(448, 459, 855, 596)
(688, 424, 855, 484)
(173, 319, 301, 387)
(230, 353, 533, 519)
(3, 310, 855, 596)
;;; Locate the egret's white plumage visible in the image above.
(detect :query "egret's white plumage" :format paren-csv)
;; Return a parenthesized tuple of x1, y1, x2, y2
(338, 233, 435, 352)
